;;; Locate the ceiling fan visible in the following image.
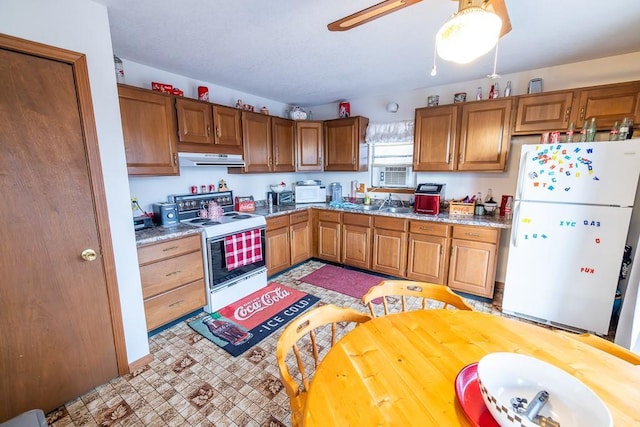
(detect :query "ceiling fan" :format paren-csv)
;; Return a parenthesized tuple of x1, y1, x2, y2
(327, 0, 512, 37)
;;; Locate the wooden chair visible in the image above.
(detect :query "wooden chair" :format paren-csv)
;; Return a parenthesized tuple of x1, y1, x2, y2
(362, 280, 474, 317)
(557, 330, 640, 365)
(276, 304, 372, 427)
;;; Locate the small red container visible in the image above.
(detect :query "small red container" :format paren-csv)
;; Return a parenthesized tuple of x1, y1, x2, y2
(339, 102, 350, 118)
(208, 184, 216, 192)
(198, 86, 209, 102)
(190, 186, 198, 195)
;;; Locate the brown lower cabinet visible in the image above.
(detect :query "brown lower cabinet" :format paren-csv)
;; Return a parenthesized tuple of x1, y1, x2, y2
(137, 234, 206, 331)
(371, 216, 407, 277)
(406, 221, 450, 284)
(342, 212, 372, 269)
(448, 225, 500, 298)
(264, 208, 501, 299)
(266, 211, 311, 276)
(317, 210, 342, 263)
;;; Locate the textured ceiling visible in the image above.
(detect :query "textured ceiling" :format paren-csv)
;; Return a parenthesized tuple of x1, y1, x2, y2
(95, 0, 640, 106)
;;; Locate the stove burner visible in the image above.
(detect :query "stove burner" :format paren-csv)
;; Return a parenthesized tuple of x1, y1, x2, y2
(234, 214, 252, 219)
(191, 218, 207, 223)
(224, 212, 239, 217)
(201, 221, 221, 226)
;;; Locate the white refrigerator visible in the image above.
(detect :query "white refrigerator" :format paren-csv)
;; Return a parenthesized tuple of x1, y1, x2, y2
(502, 140, 640, 334)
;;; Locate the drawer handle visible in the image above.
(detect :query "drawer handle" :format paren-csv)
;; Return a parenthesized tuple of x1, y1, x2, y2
(464, 232, 481, 237)
(166, 270, 181, 277)
(162, 246, 179, 252)
(419, 226, 434, 231)
(168, 300, 184, 308)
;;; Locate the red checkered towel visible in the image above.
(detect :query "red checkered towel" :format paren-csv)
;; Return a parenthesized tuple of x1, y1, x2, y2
(224, 229, 263, 271)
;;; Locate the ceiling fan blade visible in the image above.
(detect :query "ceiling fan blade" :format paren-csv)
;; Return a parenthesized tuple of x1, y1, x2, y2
(328, 0, 422, 31)
(485, 0, 511, 37)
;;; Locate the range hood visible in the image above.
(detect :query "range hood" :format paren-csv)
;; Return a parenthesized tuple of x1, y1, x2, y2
(178, 152, 245, 167)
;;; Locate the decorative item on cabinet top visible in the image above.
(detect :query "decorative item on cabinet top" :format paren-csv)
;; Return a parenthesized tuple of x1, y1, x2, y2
(288, 105, 308, 120)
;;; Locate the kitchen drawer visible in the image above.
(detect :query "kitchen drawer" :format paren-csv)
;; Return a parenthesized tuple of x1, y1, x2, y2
(317, 210, 342, 223)
(409, 221, 449, 237)
(289, 210, 309, 225)
(138, 234, 202, 265)
(143, 279, 206, 331)
(267, 214, 289, 230)
(343, 212, 371, 227)
(452, 225, 499, 244)
(373, 216, 407, 232)
(140, 250, 204, 299)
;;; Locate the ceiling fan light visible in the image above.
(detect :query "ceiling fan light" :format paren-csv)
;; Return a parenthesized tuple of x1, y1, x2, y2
(435, 6, 502, 64)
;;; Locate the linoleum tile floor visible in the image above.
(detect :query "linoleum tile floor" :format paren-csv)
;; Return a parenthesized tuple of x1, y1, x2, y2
(43, 260, 608, 427)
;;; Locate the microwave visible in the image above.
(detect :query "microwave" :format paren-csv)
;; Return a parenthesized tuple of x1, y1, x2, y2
(294, 185, 326, 203)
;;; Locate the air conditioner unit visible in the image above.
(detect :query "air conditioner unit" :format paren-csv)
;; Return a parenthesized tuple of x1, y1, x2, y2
(373, 166, 416, 188)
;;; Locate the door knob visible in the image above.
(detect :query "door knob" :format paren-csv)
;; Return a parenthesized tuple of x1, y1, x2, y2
(81, 249, 97, 261)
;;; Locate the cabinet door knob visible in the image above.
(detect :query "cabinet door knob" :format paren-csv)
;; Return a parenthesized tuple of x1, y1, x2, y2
(81, 249, 97, 262)
(207, 125, 211, 137)
(216, 126, 221, 138)
(564, 107, 570, 121)
(579, 107, 585, 121)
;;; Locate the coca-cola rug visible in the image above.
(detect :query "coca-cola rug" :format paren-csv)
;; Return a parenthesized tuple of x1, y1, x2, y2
(188, 283, 320, 357)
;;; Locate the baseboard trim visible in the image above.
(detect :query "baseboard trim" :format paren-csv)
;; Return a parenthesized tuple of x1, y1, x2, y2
(128, 353, 154, 374)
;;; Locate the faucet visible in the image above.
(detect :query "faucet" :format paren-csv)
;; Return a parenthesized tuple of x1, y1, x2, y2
(378, 193, 393, 210)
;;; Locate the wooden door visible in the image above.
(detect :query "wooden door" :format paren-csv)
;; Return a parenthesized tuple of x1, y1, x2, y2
(271, 117, 296, 172)
(266, 216, 291, 276)
(372, 228, 407, 277)
(0, 35, 126, 420)
(290, 211, 311, 266)
(513, 91, 574, 134)
(118, 85, 179, 176)
(448, 239, 497, 298)
(324, 117, 368, 171)
(458, 99, 512, 171)
(296, 121, 323, 171)
(318, 221, 341, 262)
(413, 105, 458, 171)
(406, 234, 449, 284)
(342, 213, 372, 270)
(175, 97, 214, 149)
(242, 111, 272, 173)
(212, 104, 243, 155)
(573, 81, 640, 129)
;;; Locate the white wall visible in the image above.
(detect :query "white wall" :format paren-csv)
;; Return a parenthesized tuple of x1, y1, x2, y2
(1, 0, 149, 363)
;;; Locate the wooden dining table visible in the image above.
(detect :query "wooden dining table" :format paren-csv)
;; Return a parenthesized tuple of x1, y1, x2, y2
(303, 310, 640, 426)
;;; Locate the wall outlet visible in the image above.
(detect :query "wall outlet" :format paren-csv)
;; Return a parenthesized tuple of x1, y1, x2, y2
(131, 197, 139, 212)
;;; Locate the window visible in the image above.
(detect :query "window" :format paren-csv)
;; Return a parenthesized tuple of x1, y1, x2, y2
(366, 121, 415, 188)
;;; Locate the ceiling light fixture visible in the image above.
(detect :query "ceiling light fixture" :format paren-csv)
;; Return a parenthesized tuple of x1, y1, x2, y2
(435, 4, 502, 64)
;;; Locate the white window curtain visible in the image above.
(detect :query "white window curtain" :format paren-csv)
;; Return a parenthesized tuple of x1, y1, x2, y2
(367, 121, 415, 167)
(365, 120, 414, 144)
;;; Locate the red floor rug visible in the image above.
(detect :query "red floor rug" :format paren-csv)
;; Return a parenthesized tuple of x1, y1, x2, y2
(188, 283, 319, 357)
(300, 265, 385, 301)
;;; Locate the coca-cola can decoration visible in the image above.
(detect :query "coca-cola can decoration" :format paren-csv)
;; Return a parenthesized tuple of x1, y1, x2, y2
(190, 185, 198, 195)
(339, 101, 350, 118)
(198, 86, 209, 102)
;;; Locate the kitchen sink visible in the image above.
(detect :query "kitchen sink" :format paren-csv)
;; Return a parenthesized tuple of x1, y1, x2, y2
(379, 207, 412, 213)
(360, 204, 380, 211)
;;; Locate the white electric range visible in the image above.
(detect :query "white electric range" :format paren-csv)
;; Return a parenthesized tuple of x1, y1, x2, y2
(169, 191, 267, 312)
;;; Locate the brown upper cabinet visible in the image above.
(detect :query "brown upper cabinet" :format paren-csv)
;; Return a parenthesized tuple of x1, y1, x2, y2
(413, 99, 512, 172)
(230, 112, 295, 173)
(513, 80, 640, 134)
(296, 120, 323, 171)
(324, 116, 369, 172)
(175, 97, 243, 154)
(118, 84, 179, 176)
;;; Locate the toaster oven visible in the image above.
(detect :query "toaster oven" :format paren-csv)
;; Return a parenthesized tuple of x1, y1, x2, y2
(414, 183, 446, 215)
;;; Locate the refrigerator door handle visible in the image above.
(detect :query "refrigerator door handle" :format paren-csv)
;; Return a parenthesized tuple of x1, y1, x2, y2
(511, 202, 521, 247)
(515, 150, 530, 201)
